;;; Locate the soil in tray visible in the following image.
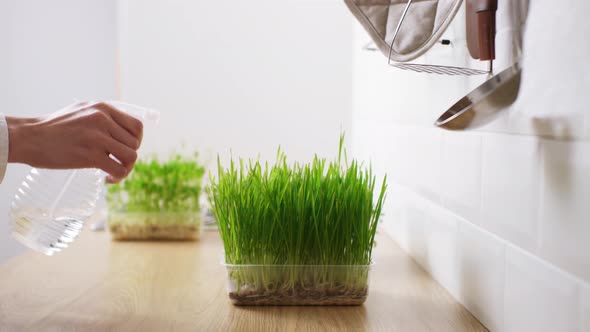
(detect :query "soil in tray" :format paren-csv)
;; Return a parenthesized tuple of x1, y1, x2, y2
(110, 224, 199, 240)
(228, 287, 368, 306)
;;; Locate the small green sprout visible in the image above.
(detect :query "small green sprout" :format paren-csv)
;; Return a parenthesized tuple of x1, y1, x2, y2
(107, 154, 205, 214)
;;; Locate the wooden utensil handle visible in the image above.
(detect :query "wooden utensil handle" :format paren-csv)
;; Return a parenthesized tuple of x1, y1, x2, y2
(466, 0, 497, 61)
(477, 9, 496, 60)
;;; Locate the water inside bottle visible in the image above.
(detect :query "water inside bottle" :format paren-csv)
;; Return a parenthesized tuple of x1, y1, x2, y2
(11, 208, 89, 256)
(8, 102, 159, 255)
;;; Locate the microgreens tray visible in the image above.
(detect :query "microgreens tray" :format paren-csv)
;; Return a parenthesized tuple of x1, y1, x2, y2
(108, 211, 201, 241)
(107, 154, 205, 241)
(224, 263, 373, 306)
(208, 136, 386, 305)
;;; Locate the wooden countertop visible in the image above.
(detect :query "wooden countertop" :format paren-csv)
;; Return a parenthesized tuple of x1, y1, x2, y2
(0, 229, 487, 331)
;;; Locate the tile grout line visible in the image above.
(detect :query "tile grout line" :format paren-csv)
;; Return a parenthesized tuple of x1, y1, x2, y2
(383, 181, 590, 332)
(390, 180, 590, 288)
(536, 139, 545, 255)
(439, 131, 447, 209)
(385, 122, 590, 142)
(502, 241, 508, 332)
(479, 133, 486, 229)
(579, 282, 587, 332)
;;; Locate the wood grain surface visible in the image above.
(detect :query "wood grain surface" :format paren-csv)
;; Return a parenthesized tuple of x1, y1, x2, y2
(0, 229, 487, 331)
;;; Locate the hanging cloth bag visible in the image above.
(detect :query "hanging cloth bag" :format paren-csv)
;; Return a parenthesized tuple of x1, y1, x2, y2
(344, 0, 463, 62)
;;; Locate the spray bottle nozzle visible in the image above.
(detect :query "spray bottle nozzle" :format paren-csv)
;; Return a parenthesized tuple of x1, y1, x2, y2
(106, 101, 161, 124)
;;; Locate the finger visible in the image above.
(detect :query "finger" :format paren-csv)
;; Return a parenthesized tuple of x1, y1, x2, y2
(73, 100, 95, 109)
(96, 153, 128, 183)
(108, 121, 141, 150)
(105, 137, 138, 171)
(106, 174, 123, 184)
(91, 102, 143, 140)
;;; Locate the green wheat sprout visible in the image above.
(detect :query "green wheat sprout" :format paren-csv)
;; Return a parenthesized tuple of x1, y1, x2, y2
(108, 154, 205, 218)
(207, 135, 387, 304)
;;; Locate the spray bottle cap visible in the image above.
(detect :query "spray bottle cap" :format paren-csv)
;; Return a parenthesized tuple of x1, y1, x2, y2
(106, 100, 161, 124)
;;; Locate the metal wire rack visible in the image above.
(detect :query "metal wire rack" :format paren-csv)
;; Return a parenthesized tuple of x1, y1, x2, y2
(387, 0, 492, 76)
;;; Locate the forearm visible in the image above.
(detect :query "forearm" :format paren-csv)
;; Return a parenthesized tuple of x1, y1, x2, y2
(1, 102, 143, 183)
(6, 116, 39, 164)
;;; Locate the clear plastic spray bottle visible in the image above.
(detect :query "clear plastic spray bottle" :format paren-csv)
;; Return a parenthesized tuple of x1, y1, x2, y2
(9, 101, 159, 255)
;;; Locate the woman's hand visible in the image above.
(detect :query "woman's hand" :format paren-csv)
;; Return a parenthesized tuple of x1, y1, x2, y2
(6, 101, 143, 183)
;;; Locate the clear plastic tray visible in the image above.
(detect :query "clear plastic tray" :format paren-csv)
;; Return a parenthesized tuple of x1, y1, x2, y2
(108, 211, 201, 241)
(224, 263, 372, 306)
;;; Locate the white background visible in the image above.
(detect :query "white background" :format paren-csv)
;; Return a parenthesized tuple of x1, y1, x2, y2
(0, 0, 353, 262)
(117, 0, 353, 166)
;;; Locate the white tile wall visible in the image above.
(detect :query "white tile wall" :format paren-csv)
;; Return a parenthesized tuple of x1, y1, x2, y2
(440, 131, 482, 224)
(351, 1, 590, 330)
(507, 0, 590, 140)
(384, 185, 412, 253)
(380, 126, 443, 202)
(385, 185, 462, 297)
(360, 130, 590, 331)
(539, 140, 590, 283)
(481, 134, 541, 253)
(421, 208, 459, 299)
(507, 111, 587, 141)
(406, 197, 439, 258)
(504, 245, 579, 332)
(581, 284, 590, 332)
(456, 220, 505, 331)
(379, 125, 414, 189)
(409, 128, 443, 202)
(354, 116, 590, 332)
(374, 183, 590, 332)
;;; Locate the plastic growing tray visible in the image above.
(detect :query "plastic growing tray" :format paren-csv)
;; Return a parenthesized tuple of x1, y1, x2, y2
(108, 211, 201, 241)
(224, 263, 372, 306)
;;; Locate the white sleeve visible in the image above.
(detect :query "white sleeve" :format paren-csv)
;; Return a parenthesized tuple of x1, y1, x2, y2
(0, 114, 9, 184)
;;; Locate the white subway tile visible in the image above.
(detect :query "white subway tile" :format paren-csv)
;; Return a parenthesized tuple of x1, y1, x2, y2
(388, 219, 410, 254)
(389, 73, 433, 126)
(456, 221, 505, 331)
(581, 284, 590, 332)
(508, 0, 590, 140)
(404, 127, 443, 202)
(386, 185, 431, 261)
(423, 208, 460, 299)
(356, 51, 432, 127)
(504, 245, 579, 332)
(381, 124, 442, 202)
(401, 206, 428, 269)
(382, 185, 461, 299)
(382, 184, 411, 251)
(508, 111, 586, 140)
(402, 194, 439, 267)
(441, 131, 483, 224)
(481, 134, 541, 253)
(381, 125, 414, 189)
(539, 140, 590, 283)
